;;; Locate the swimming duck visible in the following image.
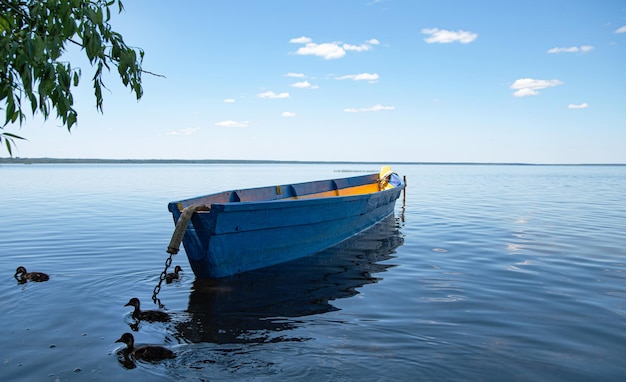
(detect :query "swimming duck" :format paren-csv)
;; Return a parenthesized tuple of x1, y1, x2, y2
(124, 297, 171, 322)
(165, 265, 183, 283)
(115, 332, 175, 362)
(14, 266, 49, 282)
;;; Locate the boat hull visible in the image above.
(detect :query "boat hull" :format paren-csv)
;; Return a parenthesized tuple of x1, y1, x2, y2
(168, 172, 404, 278)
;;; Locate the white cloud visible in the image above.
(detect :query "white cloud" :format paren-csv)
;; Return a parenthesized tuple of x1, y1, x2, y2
(335, 73, 379, 81)
(223, 98, 235, 103)
(547, 47, 577, 53)
(512, 88, 540, 97)
(568, 103, 589, 109)
(289, 36, 312, 44)
(615, 25, 626, 33)
(422, 28, 477, 44)
(510, 78, 563, 97)
(291, 81, 310, 88)
(295, 41, 346, 59)
(547, 45, 593, 54)
(344, 104, 395, 113)
(258, 91, 290, 99)
(290, 81, 318, 89)
(343, 43, 372, 52)
(285, 72, 305, 78)
(290, 37, 379, 59)
(282, 112, 296, 117)
(215, 120, 249, 127)
(166, 127, 200, 135)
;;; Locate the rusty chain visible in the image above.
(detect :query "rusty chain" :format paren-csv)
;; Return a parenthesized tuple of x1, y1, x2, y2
(152, 251, 174, 308)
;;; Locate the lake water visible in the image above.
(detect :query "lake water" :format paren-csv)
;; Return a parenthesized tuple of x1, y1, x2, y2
(1, 163, 625, 381)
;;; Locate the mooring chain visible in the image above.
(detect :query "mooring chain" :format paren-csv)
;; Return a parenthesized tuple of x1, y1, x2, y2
(152, 204, 208, 308)
(152, 251, 174, 308)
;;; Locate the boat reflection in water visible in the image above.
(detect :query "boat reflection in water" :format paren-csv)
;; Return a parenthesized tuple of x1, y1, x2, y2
(175, 214, 404, 344)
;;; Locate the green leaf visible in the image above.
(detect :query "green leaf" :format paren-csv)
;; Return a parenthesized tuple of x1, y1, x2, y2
(4, 138, 13, 157)
(96, 7, 104, 24)
(0, 15, 11, 33)
(6, 97, 15, 124)
(28, 92, 38, 114)
(67, 111, 77, 129)
(2, 132, 27, 140)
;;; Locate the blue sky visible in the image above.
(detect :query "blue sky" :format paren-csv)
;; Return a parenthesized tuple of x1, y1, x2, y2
(6, 0, 626, 163)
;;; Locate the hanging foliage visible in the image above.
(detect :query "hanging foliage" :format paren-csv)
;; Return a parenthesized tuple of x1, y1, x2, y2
(0, 0, 145, 155)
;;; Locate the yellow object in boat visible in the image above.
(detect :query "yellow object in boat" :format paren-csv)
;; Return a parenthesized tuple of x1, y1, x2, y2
(379, 166, 395, 190)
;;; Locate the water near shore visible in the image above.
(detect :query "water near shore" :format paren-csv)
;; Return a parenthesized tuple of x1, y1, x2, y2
(1, 163, 625, 381)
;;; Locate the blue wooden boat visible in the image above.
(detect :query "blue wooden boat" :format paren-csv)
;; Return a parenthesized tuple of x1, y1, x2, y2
(166, 167, 405, 278)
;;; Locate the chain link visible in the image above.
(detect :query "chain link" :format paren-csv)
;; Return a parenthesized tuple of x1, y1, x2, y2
(152, 251, 174, 308)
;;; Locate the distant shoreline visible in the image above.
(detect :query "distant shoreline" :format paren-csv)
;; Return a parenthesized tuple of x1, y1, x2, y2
(1, 158, 624, 166)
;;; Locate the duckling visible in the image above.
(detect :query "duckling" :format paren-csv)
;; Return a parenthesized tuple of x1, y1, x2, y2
(124, 297, 170, 322)
(115, 332, 175, 362)
(165, 265, 183, 283)
(14, 266, 49, 282)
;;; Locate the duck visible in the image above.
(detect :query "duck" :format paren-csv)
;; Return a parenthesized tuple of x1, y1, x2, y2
(115, 332, 175, 362)
(14, 266, 49, 282)
(165, 265, 183, 283)
(124, 297, 171, 322)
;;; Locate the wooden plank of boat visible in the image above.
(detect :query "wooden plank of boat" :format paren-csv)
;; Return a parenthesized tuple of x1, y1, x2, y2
(167, 167, 405, 278)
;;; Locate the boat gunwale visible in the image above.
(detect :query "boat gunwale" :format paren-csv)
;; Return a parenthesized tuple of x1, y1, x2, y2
(168, 172, 398, 213)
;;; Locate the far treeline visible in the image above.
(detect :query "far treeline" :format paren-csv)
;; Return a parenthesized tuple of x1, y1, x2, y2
(1, 158, 624, 166)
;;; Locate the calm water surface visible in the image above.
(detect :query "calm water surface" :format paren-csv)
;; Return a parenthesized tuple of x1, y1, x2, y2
(1, 163, 625, 381)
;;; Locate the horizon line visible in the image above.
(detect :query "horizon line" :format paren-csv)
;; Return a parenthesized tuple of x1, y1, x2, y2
(1, 157, 625, 166)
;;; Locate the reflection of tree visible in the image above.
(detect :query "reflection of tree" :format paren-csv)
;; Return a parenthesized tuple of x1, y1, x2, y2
(174, 215, 404, 344)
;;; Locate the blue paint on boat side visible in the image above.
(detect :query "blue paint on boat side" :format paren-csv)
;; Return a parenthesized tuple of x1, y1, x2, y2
(168, 172, 404, 278)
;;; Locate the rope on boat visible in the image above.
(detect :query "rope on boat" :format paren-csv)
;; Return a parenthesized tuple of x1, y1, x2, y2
(166, 203, 210, 255)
